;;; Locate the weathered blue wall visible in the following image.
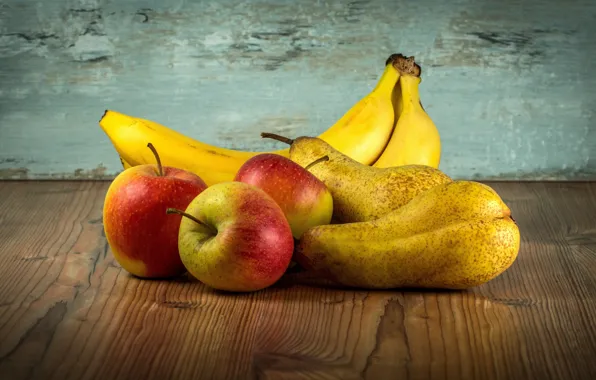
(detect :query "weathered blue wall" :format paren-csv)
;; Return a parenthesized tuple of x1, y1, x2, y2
(0, 0, 594, 180)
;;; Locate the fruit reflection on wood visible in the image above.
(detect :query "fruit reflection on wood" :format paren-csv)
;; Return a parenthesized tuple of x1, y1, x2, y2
(100, 53, 521, 291)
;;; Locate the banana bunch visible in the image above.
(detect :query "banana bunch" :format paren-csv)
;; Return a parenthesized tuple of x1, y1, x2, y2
(99, 54, 441, 185)
(373, 54, 441, 168)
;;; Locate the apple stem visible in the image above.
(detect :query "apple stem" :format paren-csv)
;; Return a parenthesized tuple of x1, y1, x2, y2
(304, 155, 329, 170)
(261, 132, 294, 145)
(166, 208, 218, 235)
(147, 143, 163, 176)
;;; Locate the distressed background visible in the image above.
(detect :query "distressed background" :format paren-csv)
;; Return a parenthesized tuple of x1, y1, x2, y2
(0, 0, 594, 180)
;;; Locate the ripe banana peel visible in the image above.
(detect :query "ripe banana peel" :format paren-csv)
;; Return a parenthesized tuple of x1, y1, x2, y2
(119, 156, 132, 169)
(99, 55, 401, 185)
(373, 55, 442, 169)
(318, 59, 399, 164)
(100, 110, 274, 186)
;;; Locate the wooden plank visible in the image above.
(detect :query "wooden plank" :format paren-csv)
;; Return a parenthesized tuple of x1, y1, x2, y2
(0, 181, 595, 380)
(0, 0, 595, 180)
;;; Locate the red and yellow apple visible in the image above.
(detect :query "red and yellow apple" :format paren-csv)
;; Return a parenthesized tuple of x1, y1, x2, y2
(103, 143, 208, 278)
(234, 153, 333, 239)
(167, 181, 294, 292)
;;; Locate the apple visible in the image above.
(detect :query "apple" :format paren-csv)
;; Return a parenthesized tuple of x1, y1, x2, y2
(234, 153, 333, 239)
(166, 181, 294, 292)
(103, 143, 208, 278)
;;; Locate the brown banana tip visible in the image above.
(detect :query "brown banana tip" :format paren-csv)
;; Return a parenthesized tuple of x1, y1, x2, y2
(100, 109, 108, 123)
(389, 54, 422, 77)
(385, 53, 408, 66)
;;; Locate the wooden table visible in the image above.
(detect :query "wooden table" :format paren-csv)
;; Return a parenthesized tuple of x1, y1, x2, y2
(0, 181, 595, 380)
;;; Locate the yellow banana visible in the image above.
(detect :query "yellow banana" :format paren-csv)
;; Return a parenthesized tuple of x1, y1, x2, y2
(318, 57, 399, 164)
(100, 110, 277, 186)
(119, 156, 132, 169)
(373, 55, 441, 169)
(99, 54, 402, 185)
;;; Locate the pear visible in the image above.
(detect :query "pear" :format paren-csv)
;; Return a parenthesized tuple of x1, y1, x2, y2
(294, 181, 521, 290)
(261, 133, 452, 223)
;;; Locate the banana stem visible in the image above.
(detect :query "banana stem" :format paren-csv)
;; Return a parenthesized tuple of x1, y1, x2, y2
(146, 143, 163, 176)
(390, 54, 421, 78)
(400, 76, 421, 111)
(305, 155, 329, 170)
(385, 53, 407, 66)
(372, 63, 400, 96)
(166, 208, 218, 235)
(261, 132, 294, 145)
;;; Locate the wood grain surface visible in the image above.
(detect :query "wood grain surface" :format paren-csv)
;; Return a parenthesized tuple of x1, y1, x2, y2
(0, 181, 595, 380)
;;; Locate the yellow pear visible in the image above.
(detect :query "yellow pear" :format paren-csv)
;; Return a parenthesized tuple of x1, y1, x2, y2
(261, 133, 452, 223)
(294, 181, 521, 289)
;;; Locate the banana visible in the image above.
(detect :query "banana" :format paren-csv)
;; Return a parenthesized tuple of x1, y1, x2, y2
(100, 110, 276, 186)
(119, 156, 132, 169)
(373, 55, 441, 169)
(99, 54, 402, 185)
(318, 56, 399, 164)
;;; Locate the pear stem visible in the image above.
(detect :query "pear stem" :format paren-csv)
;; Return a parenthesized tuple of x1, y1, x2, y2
(166, 208, 218, 235)
(261, 132, 294, 145)
(147, 143, 163, 176)
(304, 155, 329, 170)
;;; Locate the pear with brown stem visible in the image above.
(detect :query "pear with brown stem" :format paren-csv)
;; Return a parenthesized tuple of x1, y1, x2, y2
(261, 133, 452, 223)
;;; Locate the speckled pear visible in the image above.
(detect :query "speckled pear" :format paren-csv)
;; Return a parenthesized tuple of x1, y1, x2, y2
(294, 181, 521, 289)
(261, 133, 452, 223)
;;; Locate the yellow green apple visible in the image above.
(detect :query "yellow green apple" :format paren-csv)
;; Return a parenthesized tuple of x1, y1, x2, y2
(167, 181, 294, 292)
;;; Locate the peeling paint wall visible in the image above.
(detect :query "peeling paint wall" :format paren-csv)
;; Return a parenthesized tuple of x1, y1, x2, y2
(0, 0, 594, 180)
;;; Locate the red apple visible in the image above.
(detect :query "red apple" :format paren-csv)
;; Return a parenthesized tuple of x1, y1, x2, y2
(103, 143, 208, 278)
(234, 153, 333, 239)
(167, 181, 294, 292)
